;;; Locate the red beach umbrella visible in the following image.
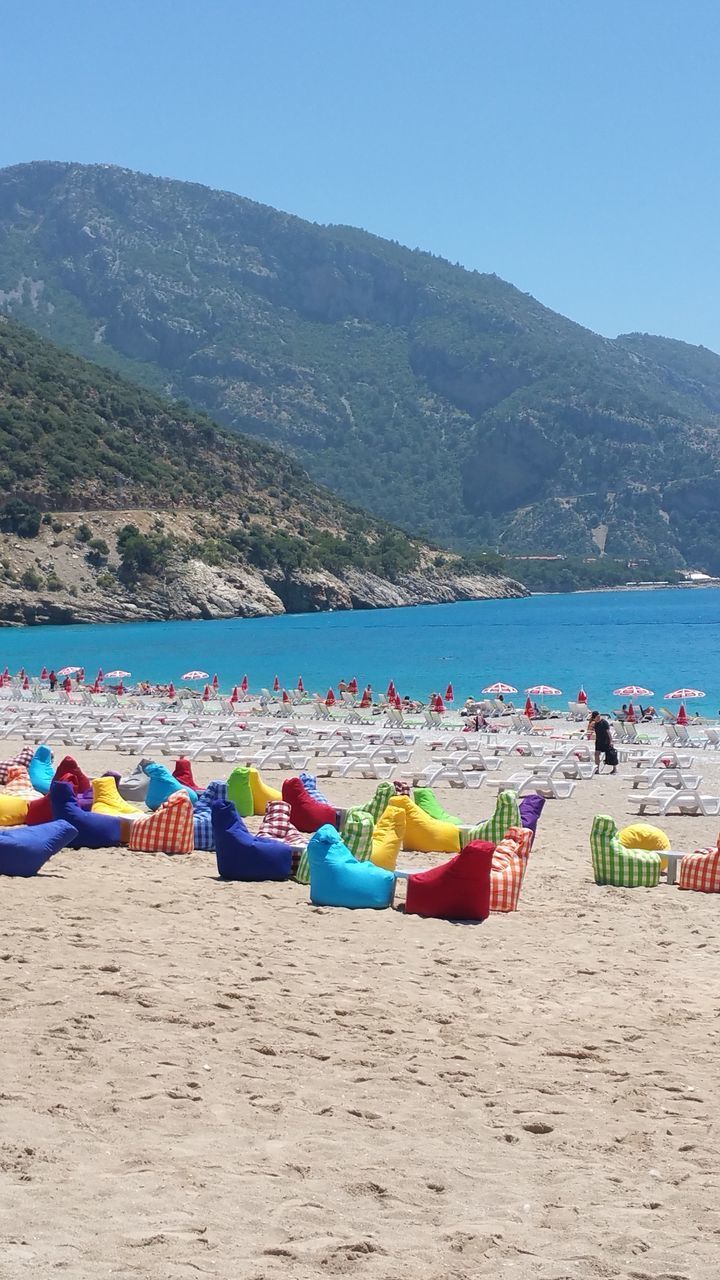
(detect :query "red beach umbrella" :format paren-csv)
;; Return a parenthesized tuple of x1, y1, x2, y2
(168, 681, 176, 699)
(116, 681, 125, 696)
(676, 703, 688, 725)
(212, 672, 219, 689)
(577, 687, 587, 703)
(273, 675, 280, 692)
(40, 666, 48, 680)
(96, 668, 104, 682)
(202, 684, 211, 701)
(3, 666, 8, 679)
(445, 683, 454, 703)
(326, 687, 336, 707)
(230, 685, 239, 704)
(22, 675, 29, 690)
(348, 677, 358, 695)
(524, 696, 534, 717)
(393, 692, 401, 708)
(626, 703, 636, 722)
(282, 689, 291, 704)
(432, 693, 445, 713)
(240, 674, 248, 693)
(386, 680, 396, 699)
(359, 687, 371, 709)
(91, 681, 100, 694)
(297, 676, 304, 692)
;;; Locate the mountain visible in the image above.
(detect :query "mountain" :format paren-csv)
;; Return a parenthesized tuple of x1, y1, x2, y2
(0, 315, 523, 626)
(1, 161, 719, 571)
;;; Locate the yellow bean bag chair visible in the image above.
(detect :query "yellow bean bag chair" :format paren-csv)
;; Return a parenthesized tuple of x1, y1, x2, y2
(249, 767, 282, 816)
(371, 806, 406, 871)
(389, 794, 460, 855)
(618, 822, 671, 872)
(91, 776, 143, 817)
(0, 794, 29, 826)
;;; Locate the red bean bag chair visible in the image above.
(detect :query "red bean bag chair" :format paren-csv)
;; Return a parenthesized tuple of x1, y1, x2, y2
(678, 837, 720, 894)
(281, 777, 339, 834)
(25, 793, 54, 826)
(173, 757, 199, 791)
(405, 840, 494, 922)
(53, 755, 91, 794)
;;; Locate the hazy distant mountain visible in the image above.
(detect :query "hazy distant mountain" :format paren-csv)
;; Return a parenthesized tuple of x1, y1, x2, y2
(1, 160, 719, 570)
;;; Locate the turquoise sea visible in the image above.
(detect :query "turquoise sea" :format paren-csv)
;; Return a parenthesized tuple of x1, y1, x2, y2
(1, 588, 719, 711)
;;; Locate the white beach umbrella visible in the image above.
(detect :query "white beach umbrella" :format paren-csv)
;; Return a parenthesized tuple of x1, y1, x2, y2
(57, 665, 82, 676)
(612, 685, 654, 697)
(105, 669, 132, 679)
(525, 684, 563, 696)
(182, 670, 209, 680)
(664, 688, 706, 699)
(482, 682, 518, 694)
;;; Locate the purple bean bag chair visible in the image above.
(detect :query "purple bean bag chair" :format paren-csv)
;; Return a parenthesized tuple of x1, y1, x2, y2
(519, 793, 545, 845)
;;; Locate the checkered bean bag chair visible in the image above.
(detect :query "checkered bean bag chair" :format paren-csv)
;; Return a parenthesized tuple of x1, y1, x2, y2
(406, 840, 494, 921)
(590, 815, 661, 888)
(0, 746, 34, 785)
(299, 772, 330, 804)
(129, 792, 195, 854)
(4, 765, 41, 800)
(460, 790, 522, 849)
(490, 827, 533, 912)
(393, 779, 412, 796)
(258, 800, 305, 877)
(307, 823, 395, 910)
(193, 781, 228, 851)
(360, 781, 394, 824)
(678, 837, 720, 894)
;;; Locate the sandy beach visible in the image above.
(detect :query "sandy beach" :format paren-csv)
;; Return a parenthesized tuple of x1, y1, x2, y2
(2, 734, 720, 1279)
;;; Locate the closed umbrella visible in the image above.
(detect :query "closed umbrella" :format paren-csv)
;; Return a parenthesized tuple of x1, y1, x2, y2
(212, 673, 219, 690)
(273, 675, 280, 692)
(524, 696, 534, 718)
(282, 689, 291, 704)
(432, 693, 445, 713)
(116, 681, 125, 696)
(297, 676, 304, 692)
(168, 681, 176, 699)
(202, 684, 211, 701)
(577, 687, 587, 704)
(676, 703, 688, 725)
(348, 677, 358, 695)
(445, 683, 454, 702)
(240, 675, 248, 693)
(359, 687, 371, 709)
(230, 685, 239, 704)
(626, 703, 636, 723)
(387, 680, 396, 699)
(22, 675, 29, 690)
(96, 668, 104, 682)
(40, 666, 48, 680)
(326, 687, 336, 707)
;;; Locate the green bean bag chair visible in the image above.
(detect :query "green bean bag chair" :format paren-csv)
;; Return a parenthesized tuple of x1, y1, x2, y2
(591, 815, 661, 888)
(460, 790, 521, 848)
(227, 766, 254, 818)
(413, 787, 461, 825)
(359, 781, 394, 825)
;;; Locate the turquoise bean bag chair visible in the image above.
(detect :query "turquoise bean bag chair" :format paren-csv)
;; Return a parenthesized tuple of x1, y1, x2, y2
(0, 819, 78, 876)
(49, 781, 123, 849)
(144, 762, 197, 811)
(29, 745, 54, 795)
(307, 824, 395, 909)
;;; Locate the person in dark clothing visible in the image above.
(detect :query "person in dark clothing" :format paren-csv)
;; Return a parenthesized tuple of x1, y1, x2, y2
(588, 710, 616, 774)
(48, 669, 57, 692)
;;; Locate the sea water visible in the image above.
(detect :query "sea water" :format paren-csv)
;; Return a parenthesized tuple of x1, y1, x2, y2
(1, 588, 719, 711)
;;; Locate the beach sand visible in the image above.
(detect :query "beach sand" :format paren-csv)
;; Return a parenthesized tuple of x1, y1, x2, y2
(2, 737, 720, 1279)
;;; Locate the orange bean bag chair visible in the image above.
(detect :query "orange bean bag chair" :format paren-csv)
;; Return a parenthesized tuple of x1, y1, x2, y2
(489, 827, 533, 912)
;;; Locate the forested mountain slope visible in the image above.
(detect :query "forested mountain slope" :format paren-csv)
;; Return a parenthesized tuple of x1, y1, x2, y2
(1, 161, 719, 569)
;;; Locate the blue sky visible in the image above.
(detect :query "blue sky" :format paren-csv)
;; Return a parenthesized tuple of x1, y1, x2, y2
(3, 0, 719, 349)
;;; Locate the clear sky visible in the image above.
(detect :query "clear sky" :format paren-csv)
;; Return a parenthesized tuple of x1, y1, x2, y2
(2, 0, 719, 349)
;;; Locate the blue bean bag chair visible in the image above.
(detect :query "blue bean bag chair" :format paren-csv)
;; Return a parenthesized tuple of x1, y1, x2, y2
(144, 762, 197, 811)
(29, 745, 55, 795)
(49, 781, 123, 850)
(193, 781, 228, 851)
(307, 824, 395, 909)
(299, 771, 330, 804)
(0, 819, 78, 876)
(212, 800, 293, 881)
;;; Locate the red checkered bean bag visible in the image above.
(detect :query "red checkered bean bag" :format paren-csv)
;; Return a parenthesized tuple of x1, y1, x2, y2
(259, 801, 306, 878)
(393, 779, 412, 796)
(0, 746, 34, 785)
(406, 840, 494, 921)
(282, 778, 338, 834)
(678, 839, 720, 894)
(128, 792, 194, 854)
(4, 765, 41, 799)
(490, 826, 533, 913)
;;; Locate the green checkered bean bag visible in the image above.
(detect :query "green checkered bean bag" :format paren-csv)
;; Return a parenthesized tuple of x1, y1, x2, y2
(460, 790, 521, 848)
(340, 809, 374, 862)
(590, 814, 661, 887)
(359, 782, 393, 825)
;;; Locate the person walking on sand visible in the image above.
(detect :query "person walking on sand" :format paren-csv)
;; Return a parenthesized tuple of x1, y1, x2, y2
(588, 710, 616, 774)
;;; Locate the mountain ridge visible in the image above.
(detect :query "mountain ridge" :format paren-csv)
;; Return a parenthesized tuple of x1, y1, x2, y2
(1, 160, 719, 571)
